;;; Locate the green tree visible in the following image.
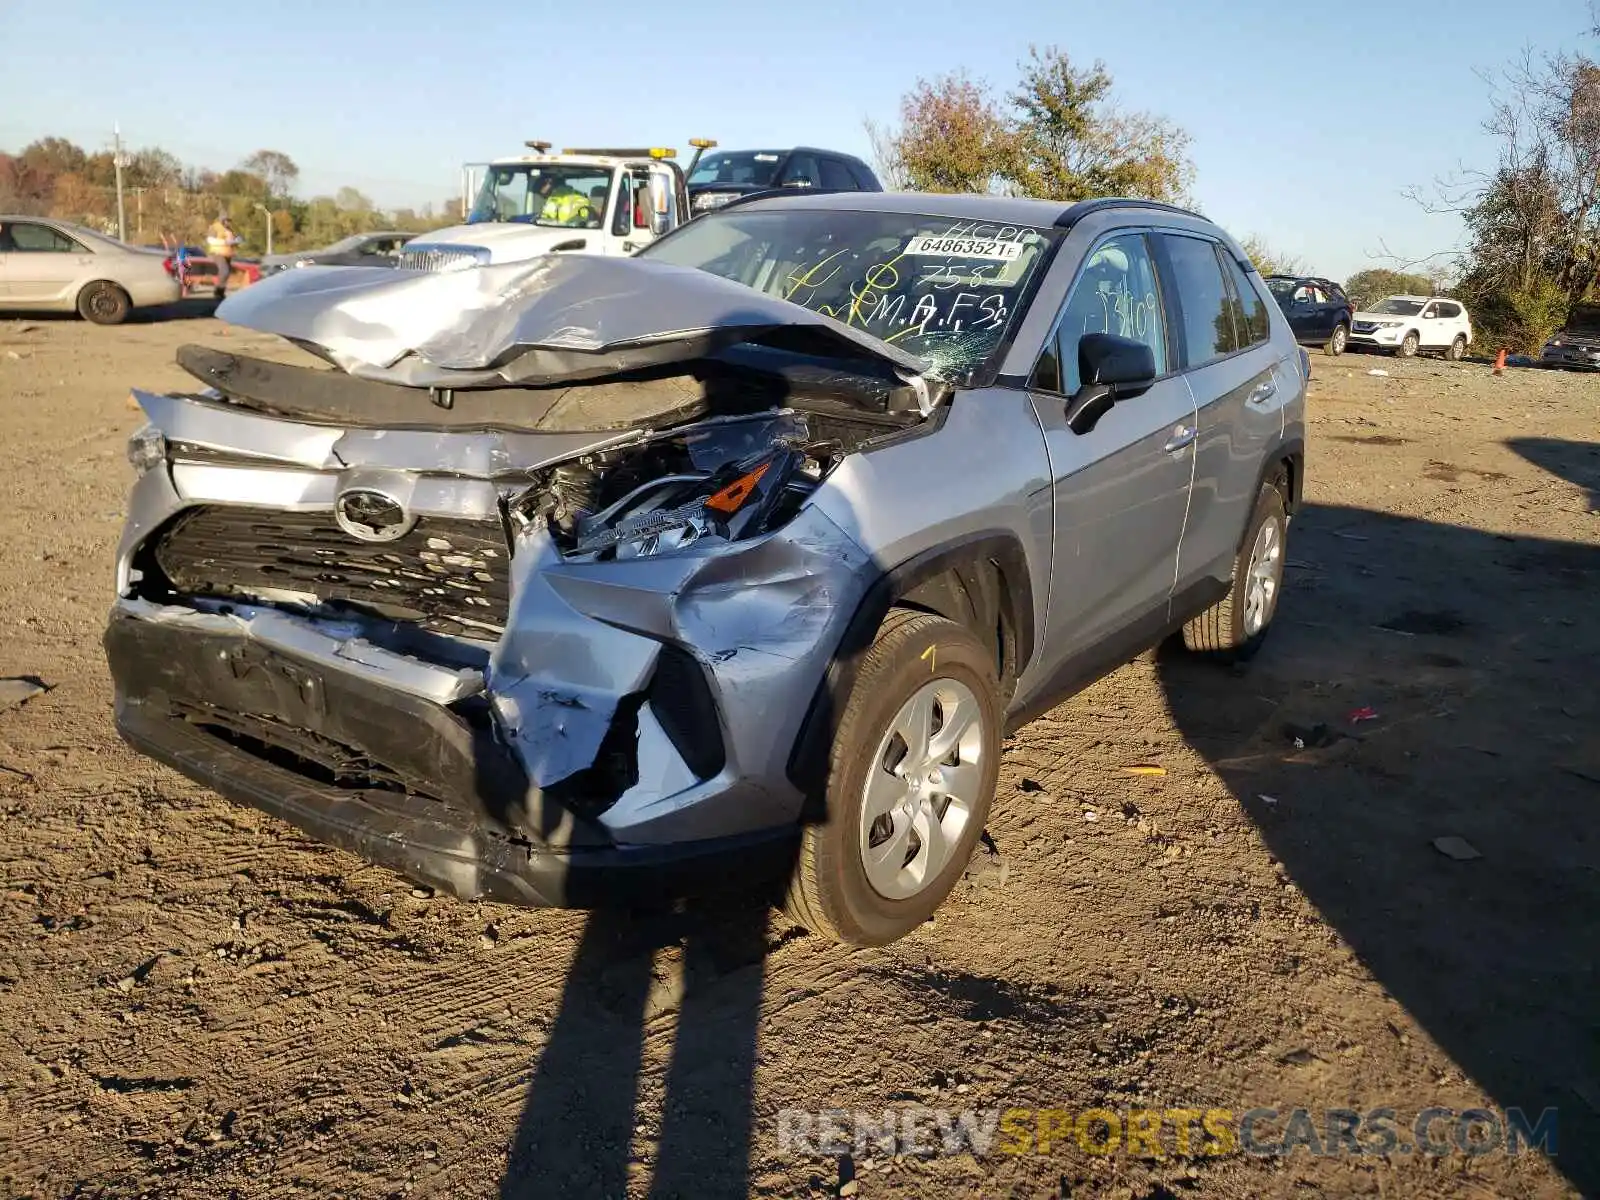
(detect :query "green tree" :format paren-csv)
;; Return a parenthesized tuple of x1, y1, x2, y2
(1008, 47, 1192, 203)
(1238, 235, 1305, 279)
(1343, 268, 1439, 310)
(242, 149, 299, 200)
(881, 48, 1194, 203)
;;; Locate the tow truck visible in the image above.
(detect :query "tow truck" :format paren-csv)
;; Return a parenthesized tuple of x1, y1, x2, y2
(397, 140, 716, 272)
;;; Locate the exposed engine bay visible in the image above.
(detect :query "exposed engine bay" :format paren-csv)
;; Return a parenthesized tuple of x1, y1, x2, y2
(511, 413, 825, 559)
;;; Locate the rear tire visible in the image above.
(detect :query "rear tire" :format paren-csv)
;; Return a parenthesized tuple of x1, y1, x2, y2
(1397, 331, 1419, 358)
(1446, 334, 1466, 361)
(77, 281, 131, 326)
(1182, 480, 1288, 660)
(784, 609, 1000, 946)
(1324, 323, 1348, 356)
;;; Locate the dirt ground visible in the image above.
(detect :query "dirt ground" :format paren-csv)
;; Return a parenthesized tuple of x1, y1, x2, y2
(0, 310, 1597, 1200)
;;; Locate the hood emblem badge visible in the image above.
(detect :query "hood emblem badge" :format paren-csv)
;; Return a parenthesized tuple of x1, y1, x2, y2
(334, 488, 415, 543)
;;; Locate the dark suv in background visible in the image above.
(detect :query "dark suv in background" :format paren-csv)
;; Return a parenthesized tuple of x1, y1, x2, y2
(1266, 275, 1354, 355)
(686, 146, 881, 216)
(1541, 303, 1600, 371)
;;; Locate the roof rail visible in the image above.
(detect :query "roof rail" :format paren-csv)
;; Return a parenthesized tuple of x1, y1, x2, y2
(1053, 196, 1207, 227)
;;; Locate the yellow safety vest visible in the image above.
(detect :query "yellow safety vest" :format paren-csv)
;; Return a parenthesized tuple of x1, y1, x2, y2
(540, 189, 592, 225)
(205, 222, 235, 257)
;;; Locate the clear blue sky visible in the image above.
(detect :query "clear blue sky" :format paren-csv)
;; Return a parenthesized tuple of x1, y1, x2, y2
(1, 0, 1592, 281)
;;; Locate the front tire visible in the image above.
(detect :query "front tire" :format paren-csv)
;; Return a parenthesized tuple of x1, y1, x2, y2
(1397, 331, 1420, 358)
(1324, 323, 1348, 356)
(1182, 480, 1288, 660)
(77, 281, 131, 326)
(784, 609, 1000, 946)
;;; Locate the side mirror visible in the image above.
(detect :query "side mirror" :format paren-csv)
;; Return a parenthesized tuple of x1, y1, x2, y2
(650, 210, 671, 235)
(1066, 333, 1156, 434)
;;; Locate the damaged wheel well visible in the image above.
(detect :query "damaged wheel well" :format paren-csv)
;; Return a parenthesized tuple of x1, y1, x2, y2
(785, 533, 1033, 807)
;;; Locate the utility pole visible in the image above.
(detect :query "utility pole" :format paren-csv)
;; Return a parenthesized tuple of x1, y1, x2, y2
(253, 202, 273, 256)
(112, 124, 129, 241)
(134, 188, 144, 238)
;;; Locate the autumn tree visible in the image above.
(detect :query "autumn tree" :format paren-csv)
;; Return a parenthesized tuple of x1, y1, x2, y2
(242, 149, 299, 200)
(895, 71, 1015, 193)
(18, 137, 87, 177)
(880, 47, 1194, 203)
(3, 132, 455, 251)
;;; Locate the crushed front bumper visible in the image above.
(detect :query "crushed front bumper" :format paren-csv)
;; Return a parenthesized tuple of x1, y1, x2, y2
(105, 605, 796, 907)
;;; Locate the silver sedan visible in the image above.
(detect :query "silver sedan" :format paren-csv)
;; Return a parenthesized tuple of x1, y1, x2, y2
(0, 216, 182, 325)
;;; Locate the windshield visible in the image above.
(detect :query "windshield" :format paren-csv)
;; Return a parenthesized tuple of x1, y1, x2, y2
(469, 163, 612, 227)
(1370, 297, 1425, 315)
(686, 150, 784, 188)
(641, 208, 1056, 380)
(1562, 304, 1600, 333)
(320, 234, 369, 254)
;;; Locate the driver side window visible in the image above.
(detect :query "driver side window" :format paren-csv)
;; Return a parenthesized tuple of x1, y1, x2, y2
(1032, 233, 1167, 395)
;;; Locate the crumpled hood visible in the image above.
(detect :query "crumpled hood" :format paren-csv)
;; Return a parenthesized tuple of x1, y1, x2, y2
(213, 254, 932, 390)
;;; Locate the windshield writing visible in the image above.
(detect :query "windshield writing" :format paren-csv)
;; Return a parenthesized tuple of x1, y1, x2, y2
(470, 164, 613, 227)
(643, 210, 1054, 380)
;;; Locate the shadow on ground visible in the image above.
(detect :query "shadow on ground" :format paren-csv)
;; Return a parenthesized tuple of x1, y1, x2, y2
(498, 898, 778, 1199)
(492, 441, 1599, 1198)
(1157, 468, 1600, 1194)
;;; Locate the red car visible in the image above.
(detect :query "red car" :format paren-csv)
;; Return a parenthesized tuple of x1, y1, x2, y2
(148, 242, 263, 295)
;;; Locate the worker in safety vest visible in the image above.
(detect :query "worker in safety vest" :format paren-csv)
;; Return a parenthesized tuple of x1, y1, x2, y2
(533, 174, 595, 226)
(204, 213, 242, 300)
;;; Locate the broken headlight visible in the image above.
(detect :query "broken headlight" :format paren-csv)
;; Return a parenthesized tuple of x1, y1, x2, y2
(126, 422, 167, 476)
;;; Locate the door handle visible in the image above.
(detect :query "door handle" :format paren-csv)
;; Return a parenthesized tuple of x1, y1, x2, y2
(1247, 380, 1277, 406)
(1163, 424, 1197, 453)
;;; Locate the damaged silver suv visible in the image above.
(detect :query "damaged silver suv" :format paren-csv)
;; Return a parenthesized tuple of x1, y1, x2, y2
(106, 192, 1305, 946)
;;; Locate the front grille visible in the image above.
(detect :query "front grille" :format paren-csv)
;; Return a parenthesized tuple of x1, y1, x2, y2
(151, 505, 512, 640)
(397, 247, 482, 272)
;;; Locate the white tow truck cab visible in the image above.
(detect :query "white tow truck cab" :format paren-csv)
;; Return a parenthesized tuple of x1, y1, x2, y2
(398, 140, 715, 272)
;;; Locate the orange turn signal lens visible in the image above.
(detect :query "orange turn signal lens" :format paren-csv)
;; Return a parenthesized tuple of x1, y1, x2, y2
(703, 461, 771, 515)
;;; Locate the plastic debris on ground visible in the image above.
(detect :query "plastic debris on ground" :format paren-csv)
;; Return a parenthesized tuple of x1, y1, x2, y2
(1347, 706, 1380, 724)
(0, 678, 47, 713)
(1432, 836, 1483, 861)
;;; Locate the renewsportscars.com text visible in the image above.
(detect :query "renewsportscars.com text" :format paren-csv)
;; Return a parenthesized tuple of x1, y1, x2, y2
(777, 1105, 1558, 1160)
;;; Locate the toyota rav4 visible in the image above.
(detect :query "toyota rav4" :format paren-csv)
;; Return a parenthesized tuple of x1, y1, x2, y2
(106, 193, 1306, 946)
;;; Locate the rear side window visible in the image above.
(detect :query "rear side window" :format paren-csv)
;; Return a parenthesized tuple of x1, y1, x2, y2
(10, 223, 83, 253)
(1219, 253, 1272, 347)
(1159, 234, 1236, 365)
(847, 161, 878, 189)
(1437, 301, 1461, 318)
(819, 157, 856, 190)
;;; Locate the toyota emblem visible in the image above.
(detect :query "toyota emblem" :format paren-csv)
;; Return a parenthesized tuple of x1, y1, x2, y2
(334, 488, 415, 542)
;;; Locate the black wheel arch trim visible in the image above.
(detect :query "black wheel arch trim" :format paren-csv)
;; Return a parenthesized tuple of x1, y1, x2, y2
(786, 530, 1035, 804)
(1262, 436, 1304, 513)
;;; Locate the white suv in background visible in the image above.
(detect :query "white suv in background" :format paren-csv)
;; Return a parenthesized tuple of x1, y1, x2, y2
(1349, 295, 1473, 359)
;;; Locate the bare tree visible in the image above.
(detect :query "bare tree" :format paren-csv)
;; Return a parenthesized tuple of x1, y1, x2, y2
(862, 117, 909, 190)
